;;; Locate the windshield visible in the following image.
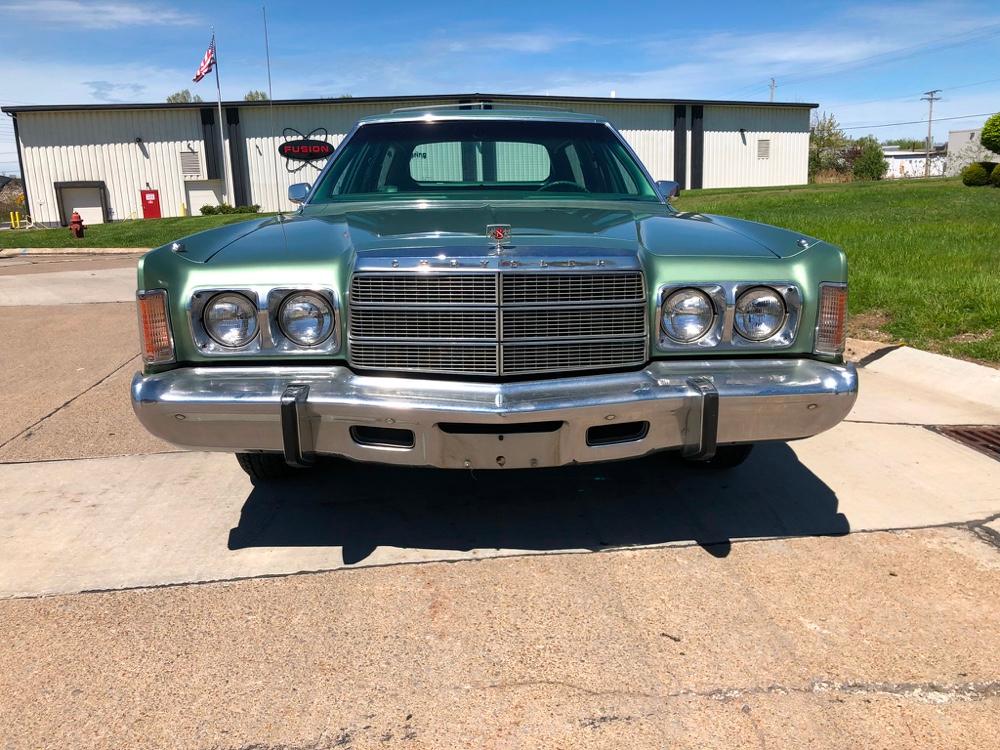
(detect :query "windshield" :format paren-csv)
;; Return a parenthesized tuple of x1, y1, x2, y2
(307, 119, 660, 203)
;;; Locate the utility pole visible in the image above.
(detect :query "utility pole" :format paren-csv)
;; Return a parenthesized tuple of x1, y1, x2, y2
(769, 78, 776, 102)
(921, 89, 941, 178)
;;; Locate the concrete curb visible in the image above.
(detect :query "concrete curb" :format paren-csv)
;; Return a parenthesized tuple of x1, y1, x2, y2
(0, 247, 150, 257)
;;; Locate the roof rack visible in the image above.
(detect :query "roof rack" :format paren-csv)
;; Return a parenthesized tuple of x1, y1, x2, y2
(389, 101, 569, 113)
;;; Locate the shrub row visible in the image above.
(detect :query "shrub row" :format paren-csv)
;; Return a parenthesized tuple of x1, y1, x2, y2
(961, 162, 1000, 187)
(199, 203, 261, 215)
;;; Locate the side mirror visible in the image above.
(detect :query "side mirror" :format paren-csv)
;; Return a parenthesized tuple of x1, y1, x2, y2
(656, 180, 681, 201)
(288, 183, 311, 205)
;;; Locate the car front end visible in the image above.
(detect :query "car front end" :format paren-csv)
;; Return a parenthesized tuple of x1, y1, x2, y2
(130, 107, 857, 476)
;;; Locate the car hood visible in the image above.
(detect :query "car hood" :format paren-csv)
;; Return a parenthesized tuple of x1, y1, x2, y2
(177, 201, 815, 264)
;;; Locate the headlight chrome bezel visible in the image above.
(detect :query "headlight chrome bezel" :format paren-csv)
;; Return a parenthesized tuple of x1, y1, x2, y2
(656, 281, 801, 352)
(276, 290, 336, 348)
(661, 288, 717, 343)
(189, 286, 340, 356)
(659, 285, 726, 348)
(733, 286, 788, 342)
(203, 291, 260, 349)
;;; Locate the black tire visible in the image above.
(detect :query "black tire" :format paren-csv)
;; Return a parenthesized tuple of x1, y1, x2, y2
(235, 452, 296, 483)
(684, 443, 754, 470)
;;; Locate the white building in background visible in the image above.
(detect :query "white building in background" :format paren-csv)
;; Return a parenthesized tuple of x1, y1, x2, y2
(945, 128, 988, 176)
(3, 93, 816, 226)
(881, 146, 947, 179)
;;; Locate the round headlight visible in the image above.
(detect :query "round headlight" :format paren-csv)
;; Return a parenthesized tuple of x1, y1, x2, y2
(204, 293, 258, 347)
(279, 291, 334, 347)
(661, 288, 715, 342)
(735, 287, 786, 341)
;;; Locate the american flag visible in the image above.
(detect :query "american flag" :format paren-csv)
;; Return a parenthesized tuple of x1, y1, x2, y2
(192, 35, 216, 83)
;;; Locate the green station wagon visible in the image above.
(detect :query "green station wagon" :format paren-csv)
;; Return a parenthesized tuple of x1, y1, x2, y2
(131, 105, 858, 481)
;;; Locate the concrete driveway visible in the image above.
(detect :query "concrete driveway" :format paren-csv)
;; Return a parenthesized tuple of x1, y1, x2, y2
(1, 254, 999, 749)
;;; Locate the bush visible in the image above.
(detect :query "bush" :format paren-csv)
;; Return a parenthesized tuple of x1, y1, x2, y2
(200, 203, 258, 216)
(981, 113, 1000, 155)
(991, 164, 1000, 187)
(961, 163, 989, 186)
(851, 136, 888, 180)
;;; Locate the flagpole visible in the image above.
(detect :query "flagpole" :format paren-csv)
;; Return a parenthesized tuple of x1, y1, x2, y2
(211, 27, 232, 204)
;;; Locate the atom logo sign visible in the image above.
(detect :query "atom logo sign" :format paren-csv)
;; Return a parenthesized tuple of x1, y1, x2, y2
(278, 127, 334, 172)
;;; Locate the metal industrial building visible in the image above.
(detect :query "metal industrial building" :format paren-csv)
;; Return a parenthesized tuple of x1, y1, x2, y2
(3, 93, 816, 226)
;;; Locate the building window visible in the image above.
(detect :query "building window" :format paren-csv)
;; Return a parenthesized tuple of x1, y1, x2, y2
(180, 150, 201, 177)
(757, 139, 771, 159)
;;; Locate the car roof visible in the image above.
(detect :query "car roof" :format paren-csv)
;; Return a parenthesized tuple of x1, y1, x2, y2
(357, 104, 607, 125)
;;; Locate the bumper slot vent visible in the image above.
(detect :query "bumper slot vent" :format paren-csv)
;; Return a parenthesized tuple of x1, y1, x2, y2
(438, 421, 563, 435)
(587, 420, 650, 446)
(350, 426, 415, 449)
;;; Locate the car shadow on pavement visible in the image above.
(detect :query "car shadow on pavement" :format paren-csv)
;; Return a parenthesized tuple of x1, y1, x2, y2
(229, 443, 850, 565)
(228, 441, 849, 564)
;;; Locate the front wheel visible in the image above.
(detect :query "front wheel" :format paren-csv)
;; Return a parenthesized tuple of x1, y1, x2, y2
(684, 443, 754, 470)
(235, 452, 298, 483)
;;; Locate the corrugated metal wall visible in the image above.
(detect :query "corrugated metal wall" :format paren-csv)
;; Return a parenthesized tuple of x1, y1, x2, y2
(18, 109, 206, 224)
(701, 106, 810, 189)
(15, 99, 813, 222)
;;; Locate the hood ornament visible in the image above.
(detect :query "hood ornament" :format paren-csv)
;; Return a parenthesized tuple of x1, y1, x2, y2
(486, 224, 511, 254)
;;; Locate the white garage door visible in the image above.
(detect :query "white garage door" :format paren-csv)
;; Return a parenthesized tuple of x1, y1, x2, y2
(186, 180, 223, 214)
(60, 187, 104, 225)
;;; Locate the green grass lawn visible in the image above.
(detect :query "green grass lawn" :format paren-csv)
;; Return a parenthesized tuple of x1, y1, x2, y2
(0, 213, 265, 249)
(676, 178, 1000, 364)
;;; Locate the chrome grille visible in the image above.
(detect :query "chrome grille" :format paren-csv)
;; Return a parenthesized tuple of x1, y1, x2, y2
(351, 308, 497, 340)
(349, 269, 646, 376)
(351, 342, 498, 375)
(503, 307, 645, 341)
(502, 273, 644, 305)
(351, 274, 496, 305)
(503, 340, 648, 375)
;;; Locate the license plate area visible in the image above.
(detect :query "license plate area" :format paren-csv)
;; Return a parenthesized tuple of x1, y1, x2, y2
(436, 424, 563, 469)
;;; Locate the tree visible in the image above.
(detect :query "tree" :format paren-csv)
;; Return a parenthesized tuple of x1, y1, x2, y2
(851, 136, 888, 180)
(809, 112, 848, 177)
(244, 90, 269, 101)
(166, 89, 203, 103)
(883, 138, 924, 151)
(981, 113, 1000, 156)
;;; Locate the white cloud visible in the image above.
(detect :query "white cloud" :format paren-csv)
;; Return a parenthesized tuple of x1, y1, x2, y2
(0, 0, 199, 28)
(442, 31, 593, 54)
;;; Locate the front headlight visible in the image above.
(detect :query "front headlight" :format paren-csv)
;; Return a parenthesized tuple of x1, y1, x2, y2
(279, 291, 334, 346)
(661, 288, 715, 342)
(204, 292, 258, 347)
(734, 287, 786, 341)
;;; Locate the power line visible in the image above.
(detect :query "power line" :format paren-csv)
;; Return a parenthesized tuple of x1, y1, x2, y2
(722, 22, 1000, 98)
(821, 76, 1000, 111)
(841, 111, 997, 130)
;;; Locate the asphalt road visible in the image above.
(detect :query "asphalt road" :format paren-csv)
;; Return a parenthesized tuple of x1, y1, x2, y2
(1, 253, 999, 749)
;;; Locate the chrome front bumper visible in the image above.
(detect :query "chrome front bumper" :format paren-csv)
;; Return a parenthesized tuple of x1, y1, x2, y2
(130, 359, 858, 469)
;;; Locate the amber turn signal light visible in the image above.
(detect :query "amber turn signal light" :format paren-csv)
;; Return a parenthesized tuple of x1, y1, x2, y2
(137, 290, 175, 364)
(814, 283, 847, 356)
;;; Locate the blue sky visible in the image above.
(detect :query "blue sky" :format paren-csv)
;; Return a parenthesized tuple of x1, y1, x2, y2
(2, 0, 999, 174)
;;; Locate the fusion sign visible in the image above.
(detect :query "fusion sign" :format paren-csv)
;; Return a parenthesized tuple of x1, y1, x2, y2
(278, 139, 334, 162)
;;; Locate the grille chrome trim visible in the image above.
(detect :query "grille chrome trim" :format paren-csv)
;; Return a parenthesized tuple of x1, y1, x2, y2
(349, 268, 647, 376)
